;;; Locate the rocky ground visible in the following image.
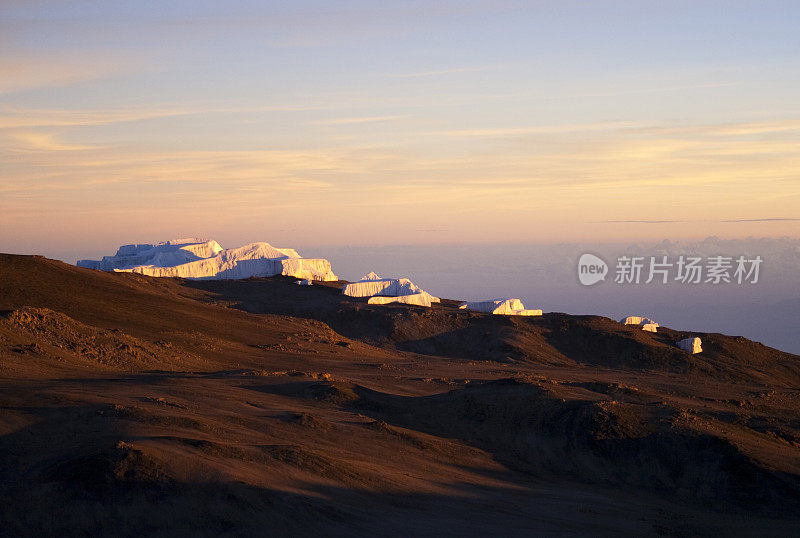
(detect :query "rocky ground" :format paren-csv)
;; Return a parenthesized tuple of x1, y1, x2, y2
(1, 253, 799, 536)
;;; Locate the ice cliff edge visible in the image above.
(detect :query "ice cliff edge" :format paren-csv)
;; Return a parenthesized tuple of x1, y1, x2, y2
(77, 238, 338, 281)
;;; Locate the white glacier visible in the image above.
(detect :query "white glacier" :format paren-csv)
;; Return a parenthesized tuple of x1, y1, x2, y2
(458, 299, 542, 316)
(512, 308, 544, 316)
(367, 294, 435, 307)
(621, 316, 657, 326)
(342, 273, 439, 302)
(677, 337, 703, 354)
(621, 316, 659, 332)
(342, 272, 439, 307)
(77, 238, 338, 281)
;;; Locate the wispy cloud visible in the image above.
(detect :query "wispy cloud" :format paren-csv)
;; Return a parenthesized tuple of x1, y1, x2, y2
(602, 220, 682, 224)
(387, 64, 510, 78)
(429, 121, 638, 138)
(712, 118, 800, 136)
(559, 81, 742, 100)
(2, 114, 799, 243)
(311, 115, 404, 126)
(0, 51, 148, 96)
(723, 218, 800, 222)
(0, 109, 198, 129)
(0, 104, 330, 129)
(7, 132, 101, 152)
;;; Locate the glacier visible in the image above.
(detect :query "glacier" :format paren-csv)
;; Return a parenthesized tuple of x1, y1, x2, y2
(621, 316, 659, 333)
(458, 299, 542, 316)
(77, 238, 338, 281)
(677, 337, 703, 354)
(367, 294, 436, 307)
(342, 272, 440, 307)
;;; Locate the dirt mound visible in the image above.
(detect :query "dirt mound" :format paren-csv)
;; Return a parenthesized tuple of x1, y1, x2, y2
(50, 441, 173, 496)
(287, 412, 333, 431)
(164, 436, 260, 462)
(98, 403, 218, 433)
(261, 444, 379, 488)
(1, 307, 167, 368)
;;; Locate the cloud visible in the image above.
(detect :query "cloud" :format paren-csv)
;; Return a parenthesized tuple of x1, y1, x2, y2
(712, 118, 800, 136)
(429, 117, 800, 141)
(429, 121, 638, 138)
(722, 218, 800, 222)
(559, 81, 742, 100)
(2, 114, 799, 243)
(0, 104, 329, 129)
(7, 132, 100, 152)
(387, 64, 510, 78)
(311, 115, 404, 126)
(0, 109, 197, 129)
(0, 51, 147, 96)
(602, 220, 682, 224)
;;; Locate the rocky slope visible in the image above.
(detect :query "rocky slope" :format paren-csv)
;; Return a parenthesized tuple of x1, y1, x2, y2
(1, 253, 799, 536)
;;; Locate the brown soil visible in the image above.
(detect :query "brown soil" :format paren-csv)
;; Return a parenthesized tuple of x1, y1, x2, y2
(1, 253, 799, 536)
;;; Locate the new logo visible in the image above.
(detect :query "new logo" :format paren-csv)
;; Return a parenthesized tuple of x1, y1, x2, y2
(578, 253, 608, 286)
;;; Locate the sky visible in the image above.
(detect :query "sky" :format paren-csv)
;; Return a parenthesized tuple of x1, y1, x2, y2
(1, 0, 799, 259)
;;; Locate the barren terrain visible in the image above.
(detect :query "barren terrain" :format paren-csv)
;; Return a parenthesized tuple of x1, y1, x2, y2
(1, 254, 799, 536)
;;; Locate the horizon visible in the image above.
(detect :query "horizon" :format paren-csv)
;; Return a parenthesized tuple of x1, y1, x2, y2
(26, 234, 800, 355)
